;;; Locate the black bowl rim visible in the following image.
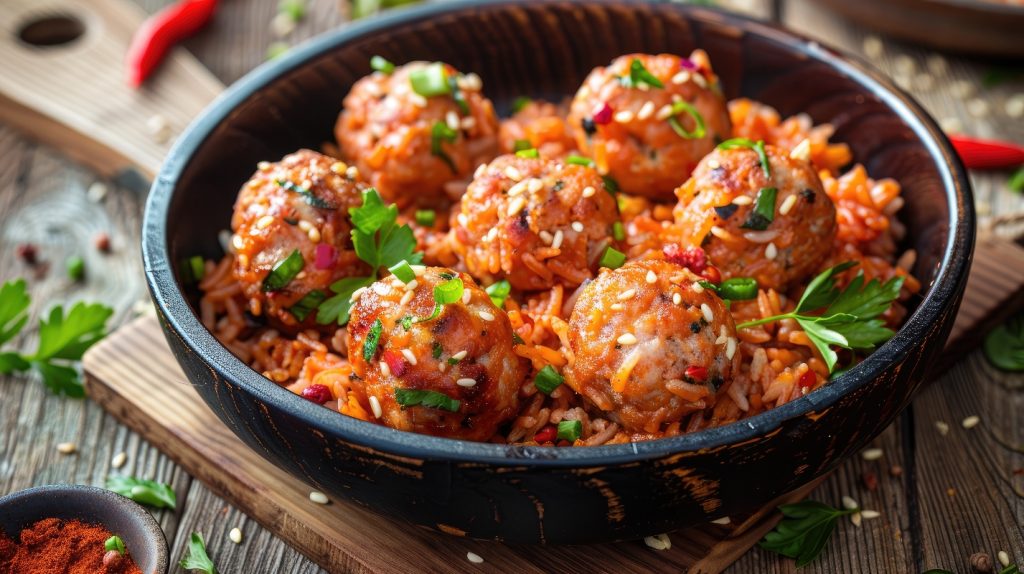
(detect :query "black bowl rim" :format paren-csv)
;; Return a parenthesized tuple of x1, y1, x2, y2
(0, 484, 169, 572)
(142, 0, 974, 467)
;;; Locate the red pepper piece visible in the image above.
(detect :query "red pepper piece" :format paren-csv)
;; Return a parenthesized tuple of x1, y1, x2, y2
(534, 425, 557, 443)
(700, 265, 721, 284)
(684, 365, 707, 382)
(663, 244, 707, 274)
(126, 0, 219, 87)
(948, 134, 1024, 170)
(798, 370, 816, 390)
(591, 102, 613, 125)
(381, 350, 407, 378)
(301, 384, 332, 405)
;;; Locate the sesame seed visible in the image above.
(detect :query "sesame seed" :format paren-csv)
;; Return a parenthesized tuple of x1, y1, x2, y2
(725, 337, 736, 360)
(111, 452, 127, 469)
(711, 516, 731, 525)
(87, 182, 108, 203)
(691, 74, 707, 89)
(462, 289, 471, 304)
(231, 234, 245, 251)
(446, 111, 460, 131)
(850, 512, 862, 527)
(894, 55, 916, 75)
(379, 361, 391, 377)
(692, 282, 704, 293)
(466, 551, 484, 564)
(485, 228, 498, 242)
(452, 350, 468, 360)
(461, 116, 476, 130)
(551, 230, 564, 250)
(257, 161, 271, 171)
(700, 303, 714, 322)
(732, 196, 753, 206)
(504, 166, 523, 181)
(410, 93, 428, 108)
(789, 138, 811, 162)
(863, 36, 884, 58)
(401, 349, 418, 365)
(655, 104, 674, 121)
(527, 178, 544, 194)
(961, 415, 980, 429)
(400, 290, 414, 306)
(935, 421, 950, 435)
(371, 282, 390, 296)
(645, 270, 657, 284)
(611, 303, 624, 311)
(860, 510, 880, 520)
(56, 442, 76, 454)
(229, 527, 243, 544)
(571, 221, 584, 232)
(707, 159, 721, 169)
(507, 179, 529, 196)
(309, 491, 330, 504)
(613, 110, 634, 123)
(350, 286, 367, 301)
(618, 289, 636, 301)
(457, 213, 469, 227)
(298, 220, 313, 232)
(438, 363, 447, 372)
(256, 215, 275, 229)
(369, 396, 382, 418)
(672, 293, 681, 305)
(474, 163, 487, 179)
(671, 70, 691, 85)
(582, 186, 596, 198)
(644, 533, 671, 551)
(330, 161, 348, 174)
(709, 226, 730, 240)
(637, 101, 655, 120)
(842, 495, 859, 510)
(307, 227, 321, 243)
(405, 279, 419, 292)
(479, 311, 495, 321)
(861, 448, 884, 461)
(998, 551, 1010, 567)
(779, 194, 798, 216)
(765, 243, 778, 260)
(617, 333, 638, 345)
(457, 378, 477, 387)
(539, 230, 554, 245)
(507, 196, 527, 216)
(411, 264, 426, 276)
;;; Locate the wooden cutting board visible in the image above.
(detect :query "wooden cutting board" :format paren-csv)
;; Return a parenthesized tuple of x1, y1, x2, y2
(81, 233, 1024, 574)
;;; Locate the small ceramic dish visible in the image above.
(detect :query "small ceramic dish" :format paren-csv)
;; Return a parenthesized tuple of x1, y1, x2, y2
(0, 484, 169, 574)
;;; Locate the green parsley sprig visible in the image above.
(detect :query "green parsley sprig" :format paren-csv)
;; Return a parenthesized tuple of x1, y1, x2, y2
(0, 279, 114, 396)
(984, 310, 1024, 371)
(106, 475, 177, 509)
(759, 500, 859, 567)
(736, 262, 903, 373)
(179, 532, 217, 574)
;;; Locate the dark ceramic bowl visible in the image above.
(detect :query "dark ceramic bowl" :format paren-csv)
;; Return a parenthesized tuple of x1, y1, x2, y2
(142, 0, 973, 543)
(0, 485, 169, 573)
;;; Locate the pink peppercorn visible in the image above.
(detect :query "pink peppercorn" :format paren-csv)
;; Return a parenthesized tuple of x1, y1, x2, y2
(591, 102, 613, 125)
(301, 384, 332, 405)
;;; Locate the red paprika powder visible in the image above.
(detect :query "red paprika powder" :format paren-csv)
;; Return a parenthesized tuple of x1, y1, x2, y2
(0, 518, 143, 574)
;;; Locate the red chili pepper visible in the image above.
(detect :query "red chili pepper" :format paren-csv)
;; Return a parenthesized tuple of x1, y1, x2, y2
(534, 425, 557, 443)
(592, 102, 613, 125)
(684, 365, 707, 382)
(663, 244, 707, 274)
(948, 134, 1024, 170)
(700, 266, 721, 284)
(798, 370, 816, 390)
(381, 350, 407, 378)
(126, 0, 219, 87)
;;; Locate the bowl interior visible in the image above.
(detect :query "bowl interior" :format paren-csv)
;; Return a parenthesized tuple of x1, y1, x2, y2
(150, 0, 970, 462)
(0, 485, 168, 573)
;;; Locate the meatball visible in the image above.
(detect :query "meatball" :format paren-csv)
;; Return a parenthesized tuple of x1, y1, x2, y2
(672, 144, 837, 291)
(498, 99, 577, 158)
(450, 154, 620, 291)
(564, 259, 740, 434)
(231, 150, 368, 330)
(566, 52, 731, 201)
(346, 267, 526, 440)
(336, 61, 500, 207)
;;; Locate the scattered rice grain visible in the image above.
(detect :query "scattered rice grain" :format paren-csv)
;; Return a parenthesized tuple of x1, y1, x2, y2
(309, 491, 329, 504)
(961, 415, 980, 429)
(861, 447, 884, 461)
(229, 527, 243, 544)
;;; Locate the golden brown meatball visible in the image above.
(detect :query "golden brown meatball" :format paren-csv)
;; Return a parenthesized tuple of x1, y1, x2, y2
(672, 143, 837, 291)
(566, 52, 731, 201)
(564, 259, 740, 434)
(336, 61, 500, 207)
(449, 154, 620, 291)
(230, 150, 368, 331)
(346, 267, 526, 440)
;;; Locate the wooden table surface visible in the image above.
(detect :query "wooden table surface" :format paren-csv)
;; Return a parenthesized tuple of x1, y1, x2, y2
(1, 1, 1021, 572)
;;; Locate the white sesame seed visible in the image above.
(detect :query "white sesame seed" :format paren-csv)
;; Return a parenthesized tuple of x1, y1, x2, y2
(672, 293, 682, 305)
(369, 396, 382, 418)
(789, 138, 811, 162)
(671, 70, 691, 85)
(709, 226, 730, 240)
(350, 286, 367, 302)
(842, 495, 859, 510)
(379, 361, 391, 377)
(700, 303, 714, 322)
(571, 221, 584, 233)
(507, 179, 529, 196)
(610, 303, 624, 311)
(732, 195, 753, 206)
(411, 264, 426, 276)
(935, 421, 950, 435)
(330, 161, 348, 174)
(404, 279, 419, 292)
(637, 101, 655, 120)
(461, 116, 476, 130)
(618, 289, 636, 301)
(617, 333, 638, 346)
(551, 230, 564, 250)
(998, 551, 1010, 567)
(779, 194, 798, 216)
(504, 166, 523, 181)
(87, 182, 108, 203)
(400, 349, 418, 365)
(692, 282, 704, 293)
(711, 516, 731, 525)
(466, 551, 484, 564)
(56, 442, 76, 454)
(646, 270, 657, 284)
(307, 227, 321, 243)
(399, 290, 414, 306)
(298, 220, 313, 232)
(459, 72, 483, 91)
(474, 163, 487, 179)
(438, 362, 447, 372)
(894, 55, 916, 75)
(484, 228, 498, 242)
(527, 178, 543, 194)
(111, 452, 127, 469)
(478, 311, 495, 321)
(231, 234, 245, 251)
(613, 110, 634, 123)
(582, 186, 596, 198)
(961, 415, 980, 429)
(258, 161, 271, 171)
(371, 282, 391, 296)
(457, 213, 469, 227)
(446, 111, 460, 131)
(452, 350, 468, 360)
(410, 94, 428, 108)
(691, 74, 707, 89)
(457, 378, 477, 387)
(462, 289, 471, 304)
(850, 512, 863, 527)
(229, 527, 243, 544)
(309, 491, 330, 504)
(861, 448, 884, 461)
(725, 337, 736, 360)
(656, 104, 674, 120)
(860, 510, 880, 519)
(1006, 94, 1024, 118)
(765, 243, 778, 260)
(707, 159, 721, 170)
(507, 196, 527, 217)
(147, 114, 171, 143)
(644, 533, 671, 551)
(256, 215, 275, 229)
(539, 230, 553, 245)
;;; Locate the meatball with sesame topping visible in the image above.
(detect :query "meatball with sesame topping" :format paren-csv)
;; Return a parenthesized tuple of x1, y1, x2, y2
(449, 154, 620, 291)
(566, 52, 731, 201)
(672, 143, 837, 291)
(230, 150, 369, 331)
(564, 259, 739, 435)
(346, 267, 526, 440)
(336, 61, 501, 208)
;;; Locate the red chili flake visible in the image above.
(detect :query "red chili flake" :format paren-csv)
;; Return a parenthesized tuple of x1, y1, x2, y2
(700, 266, 721, 284)
(301, 384, 332, 405)
(16, 243, 38, 265)
(381, 350, 407, 378)
(126, 0, 219, 87)
(314, 243, 336, 270)
(798, 370, 817, 390)
(861, 470, 878, 491)
(663, 244, 706, 274)
(94, 232, 111, 253)
(684, 365, 707, 382)
(534, 425, 557, 443)
(591, 102, 613, 125)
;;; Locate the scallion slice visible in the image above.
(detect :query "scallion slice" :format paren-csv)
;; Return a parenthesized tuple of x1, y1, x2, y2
(621, 58, 664, 89)
(415, 209, 436, 227)
(434, 276, 464, 304)
(566, 155, 595, 167)
(289, 290, 326, 321)
(188, 256, 205, 283)
(716, 138, 771, 179)
(362, 318, 383, 361)
(409, 62, 450, 97)
(740, 187, 777, 231)
(667, 100, 707, 139)
(612, 221, 625, 241)
(394, 388, 460, 412)
(449, 75, 470, 115)
(370, 55, 395, 74)
(719, 277, 758, 300)
(511, 96, 532, 113)
(515, 148, 539, 159)
(534, 365, 563, 395)
(557, 419, 583, 442)
(485, 280, 511, 308)
(599, 246, 626, 269)
(276, 179, 335, 209)
(389, 260, 416, 284)
(602, 175, 620, 194)
(262, 249, 304, 292)
(430, 121, 458, 174)
(513, 139, 532, 152)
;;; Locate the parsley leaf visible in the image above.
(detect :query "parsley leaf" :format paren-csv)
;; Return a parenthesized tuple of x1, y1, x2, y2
(759, 500, 858, 567)
(736, 262, 903, 372)
(179, 532, 217, 574)
(106, 475, 177, 509)
(348, 189, 422, 273)
(0, 279, 30, 346)
(984, 311, 1024, 371)
(316, 277, 373, 327)
(394, 388, 461, 412)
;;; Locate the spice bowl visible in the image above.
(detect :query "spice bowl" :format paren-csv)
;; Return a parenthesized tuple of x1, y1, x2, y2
(0, 484, 169, 574)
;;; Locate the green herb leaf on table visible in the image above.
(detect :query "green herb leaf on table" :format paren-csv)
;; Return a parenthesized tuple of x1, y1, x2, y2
(1009, 165, 1024, 193)
(759, 500, 858, 567)
(0, 279, 30, 346)
(106, 476, 177, 509)
(278, 0, 305, 22)
(984, 311, 1024, 372)
(105, 535, 126, 555)
(179, 532, 217, 574)
(32, 302, 115, 396)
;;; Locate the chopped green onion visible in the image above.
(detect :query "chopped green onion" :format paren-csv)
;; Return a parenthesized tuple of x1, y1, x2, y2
(289, 290, 326, 321)
(667, 100, 707, 139)
(534, 365, 563, 395)
(415, 209, 436, 227)
(511, 96, 532, 113)
(394, 388, 460, 412)
(515, 148, 539, 159)
(567, 155, 595, 167)
(278, 0, 305, 21)
(389, 260, 416, 283)
(741, 187, 777, 231)
(67, 256, 85, 281)
(276, 179, 335, 209)
(434, 276, 464, 305)
(449, 75, 470, 115)
(399, 315, 414, 331)
(485, 280, 511, 308)
(370, 55, 395, 74)
(602, 175, 620, 194)
(557, 419, 583, 441)
(717, 137, 771, 179)
(266, 41, 289, 61)
(409, 62, 450, 97)
(719, 277, 758, 300)
(262, 249, 304, 292)
(599, 246, 626, 269)
(430, 121, 458, 174)
(432, 341, 443, 359)
(447, 356, 461, 366)
(183, 255, 205, 283)
(512, 333, 525, 345)
(104, 535, 126, 555)
(513, 139, 532, 152)
(612, 221, 625, 241)
(621, 58, 664, 89)
(362, 319, 383, 361)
